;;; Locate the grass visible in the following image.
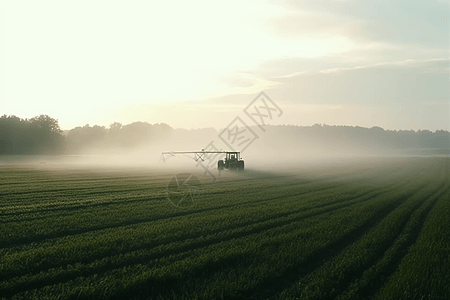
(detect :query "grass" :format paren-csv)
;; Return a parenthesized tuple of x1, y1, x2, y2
(0, 157, 449, 299)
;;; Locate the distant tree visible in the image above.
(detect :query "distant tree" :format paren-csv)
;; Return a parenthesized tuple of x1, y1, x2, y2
(29, 115, 65, 154)
(0, 115, 30, 154)
(105, 122, 123, 147)
(431, 130, 450, 149)
(369, 126, 385, 132)
(417, 130, 433, 148)
(65, 121, 173, 153)
(0, 114, 64, 154)
(66, 124, 107, 153)
(152, 123, 172, 137)
(29, 115, 62, 134)
(119, 122, 153, 147)
(109, 122, 122, 132)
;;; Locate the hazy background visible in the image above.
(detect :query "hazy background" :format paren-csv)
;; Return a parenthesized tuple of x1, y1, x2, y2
(1, 0, 449, 132)
(1, 114, 449, 170)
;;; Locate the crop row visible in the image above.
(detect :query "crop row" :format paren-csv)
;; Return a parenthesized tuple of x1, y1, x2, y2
(1, 157, 448, 299)
(0, 158, 431, 244)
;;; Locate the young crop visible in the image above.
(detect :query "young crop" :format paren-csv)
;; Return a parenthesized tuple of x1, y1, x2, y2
(0, 158, 448, 299)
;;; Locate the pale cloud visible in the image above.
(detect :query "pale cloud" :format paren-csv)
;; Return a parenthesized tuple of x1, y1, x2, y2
(272, 0, 449, 50)
(318, 58, 449, 74)
(271, 71, 309, 79)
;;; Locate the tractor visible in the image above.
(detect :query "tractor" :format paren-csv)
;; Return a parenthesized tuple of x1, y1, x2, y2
(161, 150, 245, 171)
(218, 152, 244, 171)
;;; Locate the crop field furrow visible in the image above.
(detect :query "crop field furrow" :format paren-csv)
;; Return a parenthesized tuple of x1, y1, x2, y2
(0, 187, 415, 300)
(156, 165, 438, 298)
(0, 180, 361, 247)
(0, 163, 428, 270)
(0, 186, 158, 207)
(0, 174, 335, 215)
(0, 158, 425, 219)
(221, 181, 433, 300)
(144, 180, 431, 300)
(242, 160, 421, 195)
(0, 172, 422, 295)
(0, 179, 403, 232)
(0, 173, 155, 185)
(374, 188, 450, 299)
(0, 192, 167, 219)
(0, 181, 401, 282)
(275, 176, 448, 300)
(52, 176, 432, 298)
(0, 166, 415, 260)
(0, 158, 448, 299)
(337, 183, 450, 300)
(328, 184, 446, 299)
(0, 157, 422, 209)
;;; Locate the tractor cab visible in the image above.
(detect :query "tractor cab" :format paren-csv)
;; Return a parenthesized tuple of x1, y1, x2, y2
(226, 152, 239, 162)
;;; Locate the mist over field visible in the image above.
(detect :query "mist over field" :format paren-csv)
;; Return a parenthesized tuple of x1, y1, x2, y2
(1, 115, 449, 175)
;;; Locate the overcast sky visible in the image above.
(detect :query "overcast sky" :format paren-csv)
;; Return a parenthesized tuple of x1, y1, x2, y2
(1, 0, 449, 131)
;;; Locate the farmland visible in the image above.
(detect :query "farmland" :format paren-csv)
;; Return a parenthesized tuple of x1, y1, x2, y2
(0, 157, 449, 299)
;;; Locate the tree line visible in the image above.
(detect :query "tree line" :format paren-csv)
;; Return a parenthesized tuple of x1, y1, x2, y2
(0, 115, 65, 154)
(65, 121, 173, 153)
(0, 115, 173, 155)
(0, 115, 449, 155)
(262, 124, 450, 152)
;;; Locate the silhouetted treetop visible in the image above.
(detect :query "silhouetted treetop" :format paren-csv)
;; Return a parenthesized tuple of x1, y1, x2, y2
(29, 115, 62, 133)
(65, 121, 173, 153)
(0, 114, 64, 154)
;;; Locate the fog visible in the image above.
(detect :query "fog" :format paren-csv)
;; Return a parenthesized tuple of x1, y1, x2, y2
(1, 123, 448, 179)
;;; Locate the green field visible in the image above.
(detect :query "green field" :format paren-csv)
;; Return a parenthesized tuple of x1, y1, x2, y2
(1, 157, 449, 299)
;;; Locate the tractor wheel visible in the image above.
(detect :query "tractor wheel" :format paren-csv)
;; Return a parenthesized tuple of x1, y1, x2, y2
(238, 161, 245, 171)
(218, 160, 224, 170)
